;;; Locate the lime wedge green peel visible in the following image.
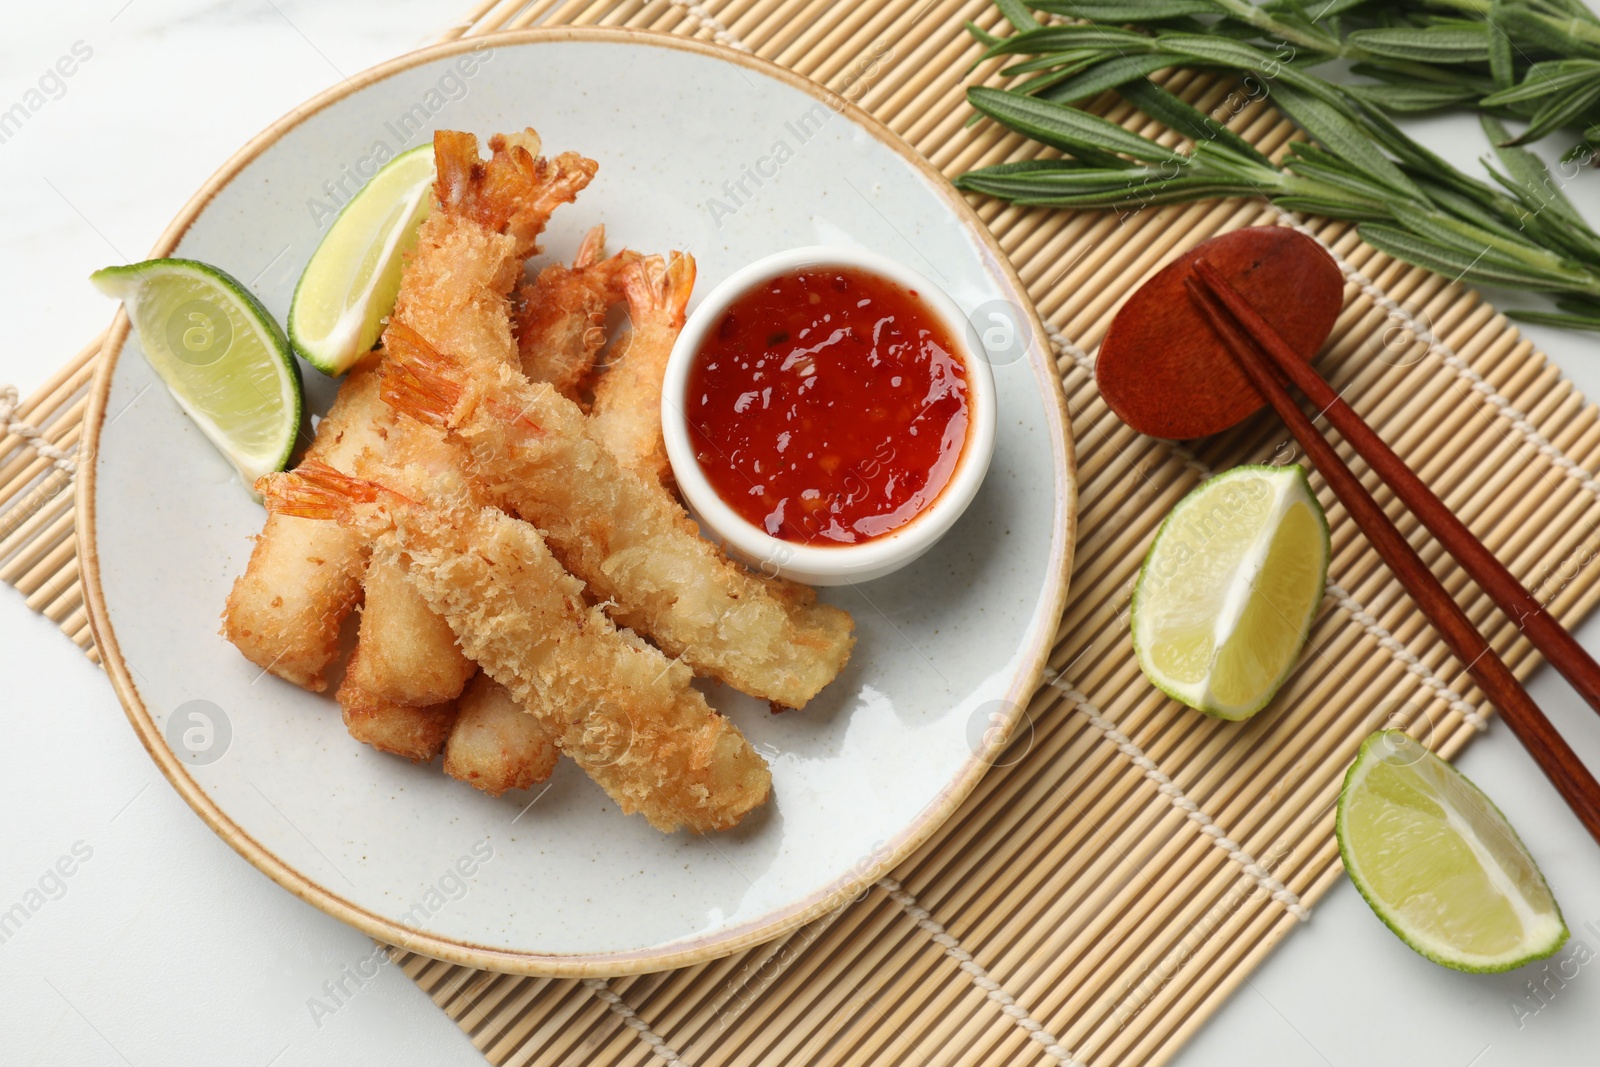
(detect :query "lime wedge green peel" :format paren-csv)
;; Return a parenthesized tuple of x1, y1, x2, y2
(92, 258, 301, 487)
(288, 143, 435, 375)
(1131, 464, 1330, 721)
(1338, 730, 1568, 973)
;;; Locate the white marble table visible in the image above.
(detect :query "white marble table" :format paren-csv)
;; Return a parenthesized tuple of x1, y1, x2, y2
(4, 3, 1599, 1064)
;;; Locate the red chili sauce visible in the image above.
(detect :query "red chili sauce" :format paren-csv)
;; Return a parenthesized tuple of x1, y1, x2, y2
(686, 266, 970, 546)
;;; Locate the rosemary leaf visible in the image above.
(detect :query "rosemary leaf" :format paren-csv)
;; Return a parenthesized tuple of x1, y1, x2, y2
(966, 21, 1005, 50)
(1270, 84, 1427, 201)
(957, 177, 1259, 209)
(1282, 144, 1412, 205)
(953, 164, 1155, 200)
(1117, 78, 1274, 166)
(1340, 100, 1509, 209)
(1271, 195, 1391, 220)
(1392, 204, 1587, 280)
(967, 86, 1179, 166)
(1488, 0, 1515, 89)
(1001, 50, 1103, 78)
(1007, 64, 1103, 100)
(1359, 222, 1595, 292)
(1416, 179, 1542, 244)
(1208, 0, 1342, 49)
(1028, 0, 1216, 18)
(1344, 81, 1482, 111)
(1518, 210, 1600, 266)
(978, 25, 1153, 61)
(966, 59, 1103, 126)
(1037, 54, 1178, 105)
(1478, 63, 1600, 109)
(1291, 0, 1379, 17)
(1509, 79, 1600, 144)
(994, 0, 1039, 31)
(1480, 114, 1590, 230)
(1557, 296, 1600, 316)
(1341, 63, 1497, 98)
(1153, 35, 1355, 109)
(1347, 26, 1493, 64)
(1505, 308, 1600, 330)
(1495, 6, 1600, 59)
(1149, 34, 1297, 76)
(1527, 0, 1600, 24)
(1523, 59, 1600, 81)
(1563, 138, 1599, 163)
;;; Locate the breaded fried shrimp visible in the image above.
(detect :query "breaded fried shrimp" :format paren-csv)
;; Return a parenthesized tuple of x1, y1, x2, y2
(444, 672, 561, 796)
(346, 129, 598, 733)
(221, 360, 394, 690)
(344, 552, 476, 707)
(588, 251, 695, 483)
(381, 323, 855, 709)
(515, 225, 639, 399)
(338, 643, 460, 762)
(262, 463, 772, 832)
(394, 130, 597, 370)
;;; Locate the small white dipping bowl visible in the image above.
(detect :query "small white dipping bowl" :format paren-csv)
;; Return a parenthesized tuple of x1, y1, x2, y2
(661, 245, 997, 586)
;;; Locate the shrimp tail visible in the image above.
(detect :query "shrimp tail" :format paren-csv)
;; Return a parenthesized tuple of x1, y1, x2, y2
(431, 129, 598, 256)
(432, 129, 493, 215)
(522, 151, 600, 242)
(380, 323, 465, 428)
(384, 322, 547, 439)
(574, 224, 606, 269)
(663, 252, 696, 317)
(624, 252, 696, 324)
(259, 462, 382, 521)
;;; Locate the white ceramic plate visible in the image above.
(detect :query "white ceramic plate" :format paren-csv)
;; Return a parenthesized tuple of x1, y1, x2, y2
(81, 28, 1075, 976)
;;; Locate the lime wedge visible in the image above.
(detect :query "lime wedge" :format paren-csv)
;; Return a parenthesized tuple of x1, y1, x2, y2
(287, 143, 434, 375)
(92, 258, 301, 486)
(1131, 464, 1329, 720)
(1338, 730, 1568, 972)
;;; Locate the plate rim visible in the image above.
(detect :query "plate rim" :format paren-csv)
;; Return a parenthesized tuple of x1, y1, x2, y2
(78, 25, 1079, 977)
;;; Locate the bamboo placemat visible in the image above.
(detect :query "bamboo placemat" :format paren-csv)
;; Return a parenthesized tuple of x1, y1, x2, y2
(8, 1, 1600, 1064)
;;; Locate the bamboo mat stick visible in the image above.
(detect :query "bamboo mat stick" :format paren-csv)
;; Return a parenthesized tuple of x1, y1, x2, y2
(54, 602, 87, 634)
(502, 0, 566, 29)
(41, 566, 83, 622)
(0, 486, 74, 562)
(16, 537, 76, 604)
(454, 0, 523, 38)
(741, 0, 834, 55)
(0, 508, 75, 586)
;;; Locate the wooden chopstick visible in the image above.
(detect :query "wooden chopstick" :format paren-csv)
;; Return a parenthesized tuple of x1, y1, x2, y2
(1184, 265, 1600, 846)
(1193, 257, 1600, 720)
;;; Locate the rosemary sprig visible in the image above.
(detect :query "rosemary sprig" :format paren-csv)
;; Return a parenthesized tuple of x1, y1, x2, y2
(983, 0, 1600, 150)
(957, 0, 1600, 330)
